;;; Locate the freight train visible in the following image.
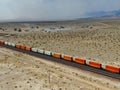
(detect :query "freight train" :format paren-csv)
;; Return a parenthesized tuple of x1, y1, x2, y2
(0, 40, 120, 74)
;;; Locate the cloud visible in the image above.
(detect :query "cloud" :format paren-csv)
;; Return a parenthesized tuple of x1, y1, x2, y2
(0, 0, 120, 21)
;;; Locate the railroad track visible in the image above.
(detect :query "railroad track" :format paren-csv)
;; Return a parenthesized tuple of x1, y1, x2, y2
(0, 44, 120, 80)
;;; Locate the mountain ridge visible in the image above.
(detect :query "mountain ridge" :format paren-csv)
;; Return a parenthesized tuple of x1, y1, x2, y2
(88, 9, 120, 18)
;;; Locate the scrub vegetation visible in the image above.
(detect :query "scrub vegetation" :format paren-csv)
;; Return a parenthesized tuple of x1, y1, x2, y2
(0, 47, 119, 90)
(0, 19, 120, 66)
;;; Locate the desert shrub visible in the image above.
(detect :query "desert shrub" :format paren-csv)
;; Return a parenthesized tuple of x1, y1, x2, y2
(18, 28, 22, 32)
(31, 26, 34, 28)
(36, 26, 39, 29)
(14, 28, 17, 31)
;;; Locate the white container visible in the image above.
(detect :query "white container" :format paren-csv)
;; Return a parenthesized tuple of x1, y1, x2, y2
(5, 42, 9, 45)
(8, 42, 11, 46)
(31, 48, 38, 52)
(38, 49, 44, 54)
(11, 43, 15, 47)
(44, 50, 52, 56)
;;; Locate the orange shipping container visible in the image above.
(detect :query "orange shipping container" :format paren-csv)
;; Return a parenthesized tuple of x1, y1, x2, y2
(16, 44, 21, 48)
(53, 52, 61, 58)
(105, 65, 120, 73)
(25, 46, 31, 51)
(0, 40, 4, 44)
(74, 57, 86, 64)
(62, 55, 72, 61)
(21, 45, 26, 50)
(89, 61, 101, 68)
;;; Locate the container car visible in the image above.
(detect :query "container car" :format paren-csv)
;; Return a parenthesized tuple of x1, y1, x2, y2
(25, 46, 31, 51)
(61, 54, 72, 61)
(16, 44, 21, 49)
(5, 42, 9, 46)
(11, 43, 15, 47)
(0, 40, 4, 44)
(20, 45, 26, 50)
(44, 50, 52, 56)
(38, 49, 44, 54)
(86, 60, 101, 68)
(52, 52, 61, 59)
(73, 57, 86, 64)
(102, 64, 120, 73)
(8, 42, 11, 46)
(5, 42, 15, 47)
(31, 48, 38, 52)
(5, 42, 8, 45)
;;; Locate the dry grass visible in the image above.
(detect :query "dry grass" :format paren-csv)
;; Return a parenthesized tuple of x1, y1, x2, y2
(0, 47, 120, 90)
(0, 19, 120, 67)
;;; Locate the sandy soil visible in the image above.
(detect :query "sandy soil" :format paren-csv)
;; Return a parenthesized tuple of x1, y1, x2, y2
(0, 19, 120, 66)
(0, 46, 120, 90)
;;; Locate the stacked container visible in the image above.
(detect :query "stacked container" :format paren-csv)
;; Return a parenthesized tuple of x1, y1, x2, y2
(31, 48, 38, 52)
(52, 52, 61, 59)
(16, 44, 21, 49)
(61, 54, 72, 61)
(25, 46, 31, 51)
(102, 64, 120, 73)
(38, 49, 44, 54)
(44, 50, 52, 56)
(73, 57, 86, 64)
(0, 40, 4, 44)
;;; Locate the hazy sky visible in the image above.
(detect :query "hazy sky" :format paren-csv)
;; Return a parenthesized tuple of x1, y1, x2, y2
(0, 0, 120, 21)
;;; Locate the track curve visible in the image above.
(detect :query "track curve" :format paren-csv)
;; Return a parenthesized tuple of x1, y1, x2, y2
(0, 44, 120, 80)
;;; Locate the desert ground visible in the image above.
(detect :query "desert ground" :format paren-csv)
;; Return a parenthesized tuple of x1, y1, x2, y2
(0, 46, 120, 90)
(0, 19, 120, 66)
(0, 19, 120, 90)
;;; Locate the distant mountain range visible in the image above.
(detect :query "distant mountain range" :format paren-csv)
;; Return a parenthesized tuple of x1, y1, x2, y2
(1, 10, 120, 23)
(88, 9, 120, 19)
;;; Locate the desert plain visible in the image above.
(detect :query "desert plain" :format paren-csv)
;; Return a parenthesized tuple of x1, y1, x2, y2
(0, 19, 120, 90)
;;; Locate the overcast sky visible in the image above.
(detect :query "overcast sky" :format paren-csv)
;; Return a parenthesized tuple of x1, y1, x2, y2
(0, 0, 120, 21)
